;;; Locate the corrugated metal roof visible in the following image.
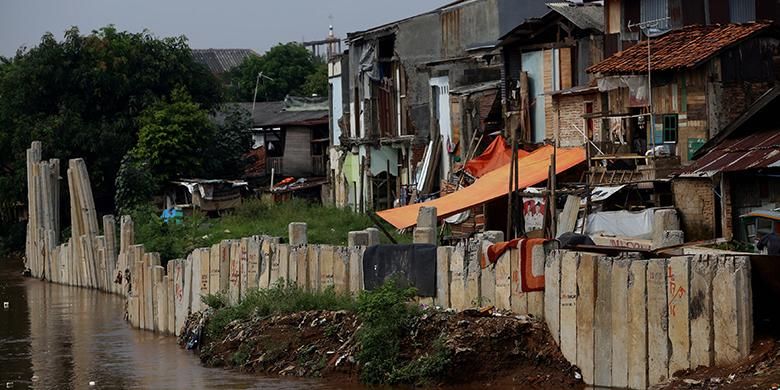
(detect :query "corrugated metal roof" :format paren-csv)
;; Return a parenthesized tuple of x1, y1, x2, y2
(588, 22, 771, 74)
(547, 2, 604, 32)
(678, 129, 780, 177)
(192, 49, 258, 74)
(230, 101, 328, 128)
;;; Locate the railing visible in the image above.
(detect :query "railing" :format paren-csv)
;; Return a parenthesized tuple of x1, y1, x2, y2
(267, 157, 283, 176)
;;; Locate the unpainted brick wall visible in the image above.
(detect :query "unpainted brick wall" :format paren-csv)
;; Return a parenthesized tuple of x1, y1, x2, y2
(672, 178, 716, 241)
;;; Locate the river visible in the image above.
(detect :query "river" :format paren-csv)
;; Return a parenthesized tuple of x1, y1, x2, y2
(0, 257, 360, 389)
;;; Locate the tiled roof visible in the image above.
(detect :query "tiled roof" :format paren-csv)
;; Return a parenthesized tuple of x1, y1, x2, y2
(192, 49, 258, 74)
(588, 22, 771, 74)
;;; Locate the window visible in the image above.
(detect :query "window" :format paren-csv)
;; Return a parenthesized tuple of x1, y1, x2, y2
(730, 0, 756, 23)
(662, 114, 678, 143)
(640, 0, 670, 34)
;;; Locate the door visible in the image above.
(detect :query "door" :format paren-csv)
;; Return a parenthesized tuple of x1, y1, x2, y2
(521, 51, 546, 143)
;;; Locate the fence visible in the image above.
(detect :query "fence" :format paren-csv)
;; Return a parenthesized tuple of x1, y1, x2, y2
(544, 250, 753, 389)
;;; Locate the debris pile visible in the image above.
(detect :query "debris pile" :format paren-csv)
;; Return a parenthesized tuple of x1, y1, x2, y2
(179, 307, 583, 387)
(660, 338, 780, 389)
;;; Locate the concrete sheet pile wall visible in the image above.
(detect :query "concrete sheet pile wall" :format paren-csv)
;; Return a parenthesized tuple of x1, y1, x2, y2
(438, 237, 545, 316)
(25, 142, 126, 295)
(544, 250, 753, 389)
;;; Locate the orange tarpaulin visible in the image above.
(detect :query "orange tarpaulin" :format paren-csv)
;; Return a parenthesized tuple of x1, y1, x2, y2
(377, 146, 586, 229)
(464, 135, 530, 178)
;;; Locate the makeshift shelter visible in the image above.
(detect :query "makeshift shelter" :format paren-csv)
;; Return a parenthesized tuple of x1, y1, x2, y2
(464, 135, 529, 178)
(377, 146, 586, 229)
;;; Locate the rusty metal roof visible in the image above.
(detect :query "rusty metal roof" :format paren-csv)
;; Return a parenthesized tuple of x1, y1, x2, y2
(678, 129, 780, 177)
(588, 22, 772, 74)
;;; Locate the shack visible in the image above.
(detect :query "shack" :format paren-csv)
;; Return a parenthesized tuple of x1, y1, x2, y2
(675, 85, 780, 242)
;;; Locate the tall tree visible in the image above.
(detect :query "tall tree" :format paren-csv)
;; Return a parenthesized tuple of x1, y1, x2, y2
(0, 26, 222, 215)
(226, 43, 325, 101)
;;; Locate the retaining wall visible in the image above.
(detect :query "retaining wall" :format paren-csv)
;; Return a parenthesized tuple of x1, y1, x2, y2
(544, 250, 753, 389)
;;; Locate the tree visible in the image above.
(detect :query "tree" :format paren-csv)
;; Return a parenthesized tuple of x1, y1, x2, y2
(302, 61, 328, 98)
(226, 43, 322, 101)
(0, 26, 223, 215)
(203, 104, 253, 178)
(133, 88, 215, 183)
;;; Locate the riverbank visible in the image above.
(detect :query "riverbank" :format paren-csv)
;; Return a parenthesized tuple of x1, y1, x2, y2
(179, 303, 582, 388)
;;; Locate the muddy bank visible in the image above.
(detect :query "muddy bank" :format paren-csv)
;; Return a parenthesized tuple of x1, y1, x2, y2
(179, 309, 583, 388)
(658, 337, 780, 389)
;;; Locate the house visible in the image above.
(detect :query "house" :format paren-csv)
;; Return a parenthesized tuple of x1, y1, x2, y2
(499, 2, 605, 147)
(329, 0, 550, 212)
(585, 21, 779, 179)
(602, 0, 780, 58)
(674, 85, 780, 241)
(239, 97, 329, 180)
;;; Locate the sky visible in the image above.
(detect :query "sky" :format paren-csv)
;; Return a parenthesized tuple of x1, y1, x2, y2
(0, 0, 445, 57)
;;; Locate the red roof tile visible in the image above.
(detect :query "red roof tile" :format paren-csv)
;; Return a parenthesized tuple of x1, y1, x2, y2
(588, 23, 772, 74)
(678, 129, 780, 177)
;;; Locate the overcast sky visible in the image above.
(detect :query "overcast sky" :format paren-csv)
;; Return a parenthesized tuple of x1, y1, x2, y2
(0, 0, 445, 57)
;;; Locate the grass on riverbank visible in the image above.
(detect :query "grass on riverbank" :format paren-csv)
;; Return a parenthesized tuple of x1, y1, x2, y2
(202, 282, 357, 340)
(132, 198, 409, 262)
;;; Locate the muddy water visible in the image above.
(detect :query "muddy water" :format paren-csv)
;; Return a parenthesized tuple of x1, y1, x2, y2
(0, 257, 360, 389)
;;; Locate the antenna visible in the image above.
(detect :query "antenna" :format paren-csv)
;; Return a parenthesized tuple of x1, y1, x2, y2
(252, 71, 276, 118)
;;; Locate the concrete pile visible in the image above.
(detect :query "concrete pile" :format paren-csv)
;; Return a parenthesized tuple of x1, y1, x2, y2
(25, 141, 125, 294)
(544, 250, 753, 389)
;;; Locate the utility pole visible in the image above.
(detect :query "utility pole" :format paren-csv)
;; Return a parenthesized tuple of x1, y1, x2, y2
(628, 17, 670, 156)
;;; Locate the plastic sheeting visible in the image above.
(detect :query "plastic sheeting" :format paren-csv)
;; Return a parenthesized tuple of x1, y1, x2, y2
(585, 208, 655, 240)
(464, 135, 529, 178)
(377, 146, 586, 229)
(362, 244, 437, 297)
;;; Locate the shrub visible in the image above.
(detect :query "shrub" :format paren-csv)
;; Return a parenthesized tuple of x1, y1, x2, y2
(355, 279, 420, 384)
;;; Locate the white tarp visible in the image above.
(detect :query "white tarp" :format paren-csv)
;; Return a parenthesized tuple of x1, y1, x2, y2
(581, 185, 626, 206)
(585, 208, 655, 240)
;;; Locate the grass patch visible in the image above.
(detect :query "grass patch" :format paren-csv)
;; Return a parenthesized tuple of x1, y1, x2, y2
(132, 198, 409, 262)
(203, 282, 356, 340)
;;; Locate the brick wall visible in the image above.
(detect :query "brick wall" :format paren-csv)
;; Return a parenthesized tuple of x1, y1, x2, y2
(721, 174, 733, 240)
(552, 93, 601, 147)
(672, 177, 716, 241)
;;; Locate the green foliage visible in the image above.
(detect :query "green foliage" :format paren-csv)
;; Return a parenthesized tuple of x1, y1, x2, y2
(202, 104, 252, 178)
(130, 204, 210, 264)
(202, 292, 229, 310)
(387, 337, 451, 385)
(131, 198, 409, 261)
(205, 282, 356, 340)
(226, 43, 323, 101)
(302, 61, 328, 98)
(134, 88, 215, 183)
(0, 26, 222, 217)
(114, 152, 156, 214)
(355, 280, 420, 384)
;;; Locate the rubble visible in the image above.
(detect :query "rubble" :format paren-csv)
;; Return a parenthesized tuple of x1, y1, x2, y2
(658, 338, 780, 389)
(179, 308, 583, 387)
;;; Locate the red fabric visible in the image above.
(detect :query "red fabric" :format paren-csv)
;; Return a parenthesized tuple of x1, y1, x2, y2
(483, 238, 546, 292)
(464, 135, 529, 178)
(519, 238, 546, 292)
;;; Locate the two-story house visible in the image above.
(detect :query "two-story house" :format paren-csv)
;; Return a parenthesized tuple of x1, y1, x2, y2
(328, 0, 550, 212)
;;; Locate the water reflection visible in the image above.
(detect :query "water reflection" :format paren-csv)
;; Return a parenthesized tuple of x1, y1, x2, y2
(0, 258, 358, 389)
